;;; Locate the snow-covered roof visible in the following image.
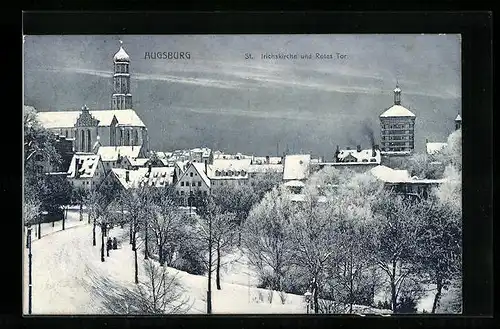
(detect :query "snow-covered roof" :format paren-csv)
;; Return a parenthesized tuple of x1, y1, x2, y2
(380, 105, 416, 118)
(192, 163, 211, 187)
(175, 160, 190, 173)
(248, 164, 284, 174)
(112, 167, 174, 189)
(290, 194, 328, 203)
(37, 109, 145, 129)
(284, 180, 305, 188)
(455, 114, 462, 121)
(337, 148, 381, 164)
(426, 142, 448, 155)
(283, 154, 311, 181)
(97, 146, 142, 162)
(128, 157, 149, 167)
(67, 154, 101, 178)
(174, 162, 211, 187)
(370, 165, 411, 183)
(251, 156, 283, 165)
(208, 159, 251, 180)
(113, 46, 130, 62)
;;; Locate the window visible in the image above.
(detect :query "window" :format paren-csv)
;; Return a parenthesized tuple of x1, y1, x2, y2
(181, 191, 185, 196)
(181, 182, 184, 186)
(215, 170, 220, 176)
(192, 182, 196, 186)
(190, 172, 193, 177)
(203, 191, 207, 196)
(198, 181, 201, 187)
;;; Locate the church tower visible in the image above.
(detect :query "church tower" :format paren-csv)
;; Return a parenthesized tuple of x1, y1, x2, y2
(112, 40, 132, 110)
(380, 84, 416, 154)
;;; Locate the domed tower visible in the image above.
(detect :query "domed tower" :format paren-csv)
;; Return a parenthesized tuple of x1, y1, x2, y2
(455, 112, 462, 130)
(112, 40, 133, 110)
(379, 84, 416, 154)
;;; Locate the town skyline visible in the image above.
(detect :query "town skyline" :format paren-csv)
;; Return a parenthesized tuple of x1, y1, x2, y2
(23, 35, 461, 158)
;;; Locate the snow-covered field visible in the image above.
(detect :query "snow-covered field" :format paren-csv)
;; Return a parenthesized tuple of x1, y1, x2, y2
(22, 211, 433, 314)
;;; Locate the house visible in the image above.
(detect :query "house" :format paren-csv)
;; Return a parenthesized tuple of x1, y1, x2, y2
(248, 163, 284, 178)
(312, 145, 382, 173)
(369, 165, 446, 199)
(207, 159, 252, 189)
(67, 153, 106, 190)
(97, 145, 144, 171)
(104, 166, 175, 190)
(283, 154, 311, 182)
(174, 162, 211, 206)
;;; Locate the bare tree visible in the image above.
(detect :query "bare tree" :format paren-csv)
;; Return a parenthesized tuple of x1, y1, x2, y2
(242, 186, 295, 297)
(85, 260, 191, 314)
(330, 173, 384, 313)
(149, 189, 186, 267)
(370, 190, 422, 313)
(416, 176, 462, 313)
(120, 186, 152, 284)
(288, 194, 339, 314)
(131, 259, 191, 314)
(212, 211, 238, 290)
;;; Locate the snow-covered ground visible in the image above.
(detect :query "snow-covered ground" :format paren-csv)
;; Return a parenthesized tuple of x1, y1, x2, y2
(24, 212, 434, 315)
(24, 208, 89, 241)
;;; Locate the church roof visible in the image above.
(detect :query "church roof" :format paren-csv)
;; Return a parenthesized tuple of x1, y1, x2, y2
(97, 146, 143, 162)
(455, 114, 462, 121)
(114, 46, 130, 62)
(37, 109, 146, 129)
(380, 105, 416, 118)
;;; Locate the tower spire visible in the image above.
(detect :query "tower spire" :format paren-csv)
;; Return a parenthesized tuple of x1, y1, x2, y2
(112, 41, 132, 110)
(394, 82, 402, 105)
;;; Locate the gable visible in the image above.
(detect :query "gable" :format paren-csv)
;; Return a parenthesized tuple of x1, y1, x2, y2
(177, 163, 210, 188)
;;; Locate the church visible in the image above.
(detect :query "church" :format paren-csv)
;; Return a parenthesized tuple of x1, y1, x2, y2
(36, 41, 149, 154)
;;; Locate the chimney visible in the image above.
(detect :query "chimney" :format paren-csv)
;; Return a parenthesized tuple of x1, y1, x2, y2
(148, 163, 152, 173)
(205, 160, 208, 174)
(335, 145, 340, 162)
(372, 148, 376, 158)
(356, 145, 361, 152)
(125, 170, 130, 182)
(266, 155, 270, 164)
(426, 138, 429, 144)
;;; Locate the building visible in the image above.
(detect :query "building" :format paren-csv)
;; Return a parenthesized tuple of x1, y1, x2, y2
(380, 85, 416, 154)
(36, 42, 150, 154)
(67, 153, 106, 190)
(312, 145, 381, 173)
(174, 162, 211, 205)
(97, 145, 145, 172)
(369, 165, 445, 199)
(207, 159, 252, 189)
(103, 166, 175, 190)
(455, 113, 462, 130)
(32, 134, 75, 174)
(283, 154, 311, 182)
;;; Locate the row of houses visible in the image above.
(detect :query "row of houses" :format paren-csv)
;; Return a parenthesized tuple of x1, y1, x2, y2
(63, 140, 445, 207)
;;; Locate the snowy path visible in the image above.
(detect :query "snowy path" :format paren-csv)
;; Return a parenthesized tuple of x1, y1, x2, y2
(22, 220, 395, 315)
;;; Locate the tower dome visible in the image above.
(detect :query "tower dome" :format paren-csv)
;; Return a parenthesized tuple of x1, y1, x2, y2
(113, 41, 130, 62)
